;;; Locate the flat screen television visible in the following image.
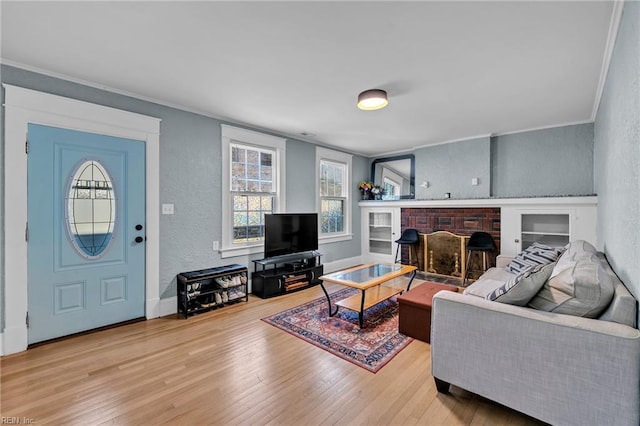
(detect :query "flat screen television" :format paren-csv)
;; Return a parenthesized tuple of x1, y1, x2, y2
(264, 213, 318, 258)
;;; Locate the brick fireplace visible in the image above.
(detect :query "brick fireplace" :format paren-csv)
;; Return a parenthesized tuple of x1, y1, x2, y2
(400, 208, 501, 273)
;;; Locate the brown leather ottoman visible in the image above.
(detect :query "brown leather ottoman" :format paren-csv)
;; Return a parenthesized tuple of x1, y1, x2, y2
(398, 283, 459, 343)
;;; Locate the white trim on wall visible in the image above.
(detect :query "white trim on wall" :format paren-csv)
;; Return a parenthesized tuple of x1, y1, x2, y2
(488, 120, 594, 139)
(159, 297, 178, 317)
(2, 84, 161, 355)
(0, 59, 213, 122)
(380, 133, 493, 157)
(322, 256, 363, 275)
(591, 0, 625, 121)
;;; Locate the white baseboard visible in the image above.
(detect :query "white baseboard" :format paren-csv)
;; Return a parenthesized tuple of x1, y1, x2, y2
(322, 256, 363, 274)
(2, 325, 28, 356)
(146, 297, 161, 319)
(159, 297, 178, 317)
(0, 332, 4, 356)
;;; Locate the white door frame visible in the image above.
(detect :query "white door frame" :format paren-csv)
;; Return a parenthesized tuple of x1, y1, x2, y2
(2, 84, 161, 355)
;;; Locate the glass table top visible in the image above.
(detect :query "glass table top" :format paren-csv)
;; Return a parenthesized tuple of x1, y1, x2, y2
(328, 264, 403, 284)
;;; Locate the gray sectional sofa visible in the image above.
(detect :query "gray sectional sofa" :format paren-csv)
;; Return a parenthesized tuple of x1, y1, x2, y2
(431, 240, 640, 426)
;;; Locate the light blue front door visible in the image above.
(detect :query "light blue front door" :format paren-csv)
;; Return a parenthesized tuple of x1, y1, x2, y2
(27, 124, 146, 344)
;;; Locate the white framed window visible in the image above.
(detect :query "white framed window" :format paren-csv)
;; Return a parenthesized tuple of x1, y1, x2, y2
(221, 125, 286, 257)
(316, 147, 353, 243)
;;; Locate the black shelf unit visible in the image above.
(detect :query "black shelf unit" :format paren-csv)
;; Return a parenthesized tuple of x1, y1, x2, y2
(177, 264, 248, 318)
(252, 251, 323, 299)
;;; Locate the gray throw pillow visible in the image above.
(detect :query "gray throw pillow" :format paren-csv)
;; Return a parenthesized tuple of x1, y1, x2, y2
(528, 251, 614, 318)
(506, 242, 565, 275)
(487, 261, 555, 306)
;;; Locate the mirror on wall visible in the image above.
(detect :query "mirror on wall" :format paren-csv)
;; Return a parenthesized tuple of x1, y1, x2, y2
(371, 154, 415, 199)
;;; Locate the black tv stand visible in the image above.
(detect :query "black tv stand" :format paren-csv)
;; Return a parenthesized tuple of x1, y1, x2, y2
(251, 251, 323, 298)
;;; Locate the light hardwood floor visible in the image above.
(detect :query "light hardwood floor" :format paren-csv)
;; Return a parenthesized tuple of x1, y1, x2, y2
(1, 281, 545, 425)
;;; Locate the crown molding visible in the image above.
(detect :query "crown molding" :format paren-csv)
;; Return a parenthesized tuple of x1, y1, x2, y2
(0, 58, 223, 119)
(491, 119, 594, 138)
(591, 0, 625, 121)
(0, 55, 604, 160)
(410, 133, 493, 153)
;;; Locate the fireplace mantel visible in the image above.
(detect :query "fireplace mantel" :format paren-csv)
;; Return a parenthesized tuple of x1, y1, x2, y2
(359, 195, 597, 209)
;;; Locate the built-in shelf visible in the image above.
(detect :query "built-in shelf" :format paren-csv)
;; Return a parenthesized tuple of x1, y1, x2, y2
(366, 211, 395, 258)
(522, 231, 569, 236)
(520, 213, 570, 250)
(370, 247, 391, 255)
(360, 196, 597, 259)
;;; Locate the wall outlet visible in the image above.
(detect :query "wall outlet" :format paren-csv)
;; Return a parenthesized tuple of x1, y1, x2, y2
(162, 203, 174, 215)
(471, 177, 479, 186)
(213, 240, 219, 251)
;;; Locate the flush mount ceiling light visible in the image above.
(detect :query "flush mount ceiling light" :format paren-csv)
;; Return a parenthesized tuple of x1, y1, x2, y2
(357, 89, 388, 110)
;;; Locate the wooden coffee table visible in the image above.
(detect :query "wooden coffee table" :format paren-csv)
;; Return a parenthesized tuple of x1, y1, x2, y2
(319, 263, 417, 328)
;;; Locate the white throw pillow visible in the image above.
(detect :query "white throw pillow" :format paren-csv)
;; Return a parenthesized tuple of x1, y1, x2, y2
(528, 249, 614, 318)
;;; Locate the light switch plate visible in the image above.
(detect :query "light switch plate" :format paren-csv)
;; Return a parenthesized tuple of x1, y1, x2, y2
(162, 203, 174, 215)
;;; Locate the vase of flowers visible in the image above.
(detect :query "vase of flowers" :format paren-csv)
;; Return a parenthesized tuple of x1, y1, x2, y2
(358, 181, 373, 200)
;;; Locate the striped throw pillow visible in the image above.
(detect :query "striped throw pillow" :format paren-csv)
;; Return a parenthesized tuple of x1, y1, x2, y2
(488, 261, 555, 305)
(506, 242, 565, 275)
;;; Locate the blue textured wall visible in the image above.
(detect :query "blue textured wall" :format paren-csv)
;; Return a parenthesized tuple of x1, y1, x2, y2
(414, 137, 491, 199)
(410, 124, 594, 200)
(594, 1, 640, 321)
(491, 124, 595, 197)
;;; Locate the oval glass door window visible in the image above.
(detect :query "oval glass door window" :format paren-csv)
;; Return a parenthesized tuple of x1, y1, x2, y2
(66, 160, 116, 258)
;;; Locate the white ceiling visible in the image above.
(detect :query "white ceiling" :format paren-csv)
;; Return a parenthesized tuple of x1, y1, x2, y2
(1, 1, 617, 157)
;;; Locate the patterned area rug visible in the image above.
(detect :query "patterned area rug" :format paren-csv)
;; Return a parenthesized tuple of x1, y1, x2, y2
(262, 287, 412, 373)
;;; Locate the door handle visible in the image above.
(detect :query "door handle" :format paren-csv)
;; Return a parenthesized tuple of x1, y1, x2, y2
(135, 236, 144, 244)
